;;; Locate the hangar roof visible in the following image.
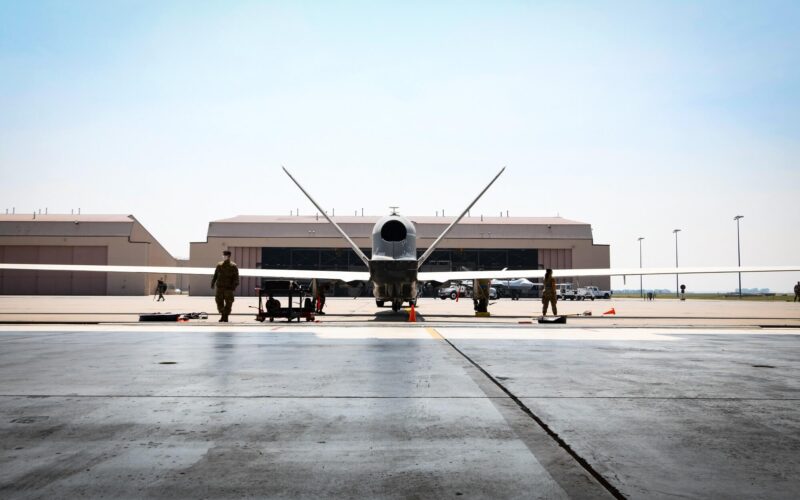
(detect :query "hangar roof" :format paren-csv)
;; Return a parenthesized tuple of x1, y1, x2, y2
(0, 214, 136, 237)
(213, 215, 588, 225)
(206, 215, 594, 240)
(0, 214, 134, 223)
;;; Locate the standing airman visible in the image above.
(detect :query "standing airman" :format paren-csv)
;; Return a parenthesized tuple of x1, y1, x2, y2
(794, 281, 800, 302)
(542, 269, 558, 316)
(211, 250, 239, 322)
(473, 278, 491, 314)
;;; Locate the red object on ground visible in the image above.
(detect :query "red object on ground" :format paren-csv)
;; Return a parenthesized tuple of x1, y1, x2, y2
(603, 308, 616, 315)
(408, 304, 416, 322)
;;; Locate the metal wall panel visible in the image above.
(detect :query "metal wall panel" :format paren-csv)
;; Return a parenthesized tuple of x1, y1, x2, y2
(1, 246, 37, 295)
(37, 246, 73, 294)
(538, 248, 573, 272)
(230, 247, 260, 297)
(0, 245, 107, 295)
(72, 246, 107, 295)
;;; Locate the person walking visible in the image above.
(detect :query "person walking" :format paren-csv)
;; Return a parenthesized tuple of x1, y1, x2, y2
(794, 281, 800, 302)
(155, 279, 167, 302)
(211, 250, 239, 322)
(541, 269, 558, 316)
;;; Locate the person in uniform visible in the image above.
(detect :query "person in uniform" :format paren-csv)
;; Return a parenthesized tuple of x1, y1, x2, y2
(155, 279, 167, 302)
(794, 281, 800, 302)
(542, 269, 558, 316)
(473, 278, 491, 313)
(266, 293, 281, 315)
(211, 250, 239, 322)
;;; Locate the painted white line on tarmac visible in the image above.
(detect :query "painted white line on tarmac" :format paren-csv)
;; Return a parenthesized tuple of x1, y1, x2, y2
(0, 324, 797, 340)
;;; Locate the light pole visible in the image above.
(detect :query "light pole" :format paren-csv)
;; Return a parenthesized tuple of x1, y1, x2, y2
(637, 237, 644, 299)
(673, 229, 681, 298)
(734, 215, 743, 298)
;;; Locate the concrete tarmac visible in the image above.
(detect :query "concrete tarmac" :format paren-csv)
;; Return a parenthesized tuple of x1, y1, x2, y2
(1, 295, 799, 327)
(1, 297, 799, 498)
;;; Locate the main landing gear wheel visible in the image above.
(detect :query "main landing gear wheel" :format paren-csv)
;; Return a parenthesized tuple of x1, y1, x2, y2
(376, 300, 385, 307)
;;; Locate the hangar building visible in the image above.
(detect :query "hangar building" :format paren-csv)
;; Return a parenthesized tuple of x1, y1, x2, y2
(189, 215, 610, 297)
(0, 214, 178, 295)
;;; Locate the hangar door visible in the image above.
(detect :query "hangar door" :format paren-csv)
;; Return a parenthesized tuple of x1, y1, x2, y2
(0, 246, 108, 295)
(538, 249, 573, 271)
(229, 247, 260, 297)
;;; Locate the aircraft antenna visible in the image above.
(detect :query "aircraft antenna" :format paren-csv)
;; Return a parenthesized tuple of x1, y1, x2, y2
(282, 166, 371, 268)
(417, 166, 506, 269)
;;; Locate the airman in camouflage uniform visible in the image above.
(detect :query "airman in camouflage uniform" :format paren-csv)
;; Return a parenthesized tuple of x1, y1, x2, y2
(211, 250, 239, 322)
(794, 281, 800, 302)
(542, 268, 558, 316)
(473, 278, 491, 313)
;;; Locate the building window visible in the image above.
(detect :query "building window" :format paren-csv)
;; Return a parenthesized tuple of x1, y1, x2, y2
(262, 248, 291, 269)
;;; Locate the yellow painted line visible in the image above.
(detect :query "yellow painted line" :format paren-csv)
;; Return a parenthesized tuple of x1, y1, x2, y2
(426, 327, 444, 340)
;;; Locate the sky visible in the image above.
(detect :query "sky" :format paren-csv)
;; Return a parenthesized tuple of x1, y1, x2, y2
(1, 0, 799, 292)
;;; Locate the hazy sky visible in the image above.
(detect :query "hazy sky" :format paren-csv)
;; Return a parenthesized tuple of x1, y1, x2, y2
(1, 1, 799, 292)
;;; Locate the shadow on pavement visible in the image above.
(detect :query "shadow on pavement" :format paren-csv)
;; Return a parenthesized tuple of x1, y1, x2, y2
(371, 309, 425, 322)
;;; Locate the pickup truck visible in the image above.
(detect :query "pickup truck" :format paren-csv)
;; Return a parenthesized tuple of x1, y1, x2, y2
(581, 286, 612, 299)
(557, 284, 612, 300)
(561, 288, 593, 301)
(557, 283, 581, 300)
(438, 282, 498, 300)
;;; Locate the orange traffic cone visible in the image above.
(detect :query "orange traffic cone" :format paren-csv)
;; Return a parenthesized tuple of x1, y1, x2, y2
(408, 304, 417, 322)
(603, 307, 616, 315)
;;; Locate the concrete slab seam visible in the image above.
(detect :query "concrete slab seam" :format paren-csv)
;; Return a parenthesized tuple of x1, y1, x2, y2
(430, 328, 628, 500)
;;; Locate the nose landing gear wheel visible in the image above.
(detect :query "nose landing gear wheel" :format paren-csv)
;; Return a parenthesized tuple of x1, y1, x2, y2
(391, 300, 402, 312)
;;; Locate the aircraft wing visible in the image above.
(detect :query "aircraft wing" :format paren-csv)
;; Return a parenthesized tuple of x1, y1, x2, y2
(419, 265, 800, 283)
(0, 263, 370, 282)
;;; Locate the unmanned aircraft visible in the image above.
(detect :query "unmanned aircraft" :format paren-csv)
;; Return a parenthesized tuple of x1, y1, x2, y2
(2, 167, 799, 312)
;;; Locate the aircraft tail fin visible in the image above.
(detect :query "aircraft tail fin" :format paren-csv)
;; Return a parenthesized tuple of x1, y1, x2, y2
(282, 166, 371, 268)
(417, 167, 506, 269)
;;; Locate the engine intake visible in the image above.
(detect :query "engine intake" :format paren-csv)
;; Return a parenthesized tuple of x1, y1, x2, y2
(380, 220, 408, 242)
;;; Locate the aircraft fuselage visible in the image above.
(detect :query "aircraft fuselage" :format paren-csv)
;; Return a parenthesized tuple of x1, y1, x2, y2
(369, 214, 419, 309)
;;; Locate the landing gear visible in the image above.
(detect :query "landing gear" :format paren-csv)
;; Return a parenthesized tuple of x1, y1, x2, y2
(376, 300, 385, 307)
(391, 300, 402, 312)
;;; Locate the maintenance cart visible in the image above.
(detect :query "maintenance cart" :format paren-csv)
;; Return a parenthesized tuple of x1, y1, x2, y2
(253, 280, 315, 322)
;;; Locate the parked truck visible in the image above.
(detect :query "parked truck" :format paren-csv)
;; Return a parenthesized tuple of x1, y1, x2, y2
(580, 285, 612, 299)
(558, 283, 583, 300)
(556, 283, 612, 300)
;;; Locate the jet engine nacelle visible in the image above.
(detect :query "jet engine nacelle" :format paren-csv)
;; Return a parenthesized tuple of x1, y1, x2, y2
(371, 215, 417, 260)
(370, 215, 418, 308)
